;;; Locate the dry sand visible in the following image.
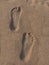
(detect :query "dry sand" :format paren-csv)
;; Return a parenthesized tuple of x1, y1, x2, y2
(0, 0, 49, 65)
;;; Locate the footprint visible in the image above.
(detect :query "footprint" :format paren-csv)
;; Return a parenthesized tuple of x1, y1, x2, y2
(20, 32, 36, 63)
(9, 6, 22, 32)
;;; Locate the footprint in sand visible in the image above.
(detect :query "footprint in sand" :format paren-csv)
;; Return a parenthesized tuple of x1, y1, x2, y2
(9, 6, 22, 32)
(20, 32, 36, 63)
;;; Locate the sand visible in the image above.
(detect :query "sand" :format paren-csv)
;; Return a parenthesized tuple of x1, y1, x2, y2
(0, 0, 49, 65)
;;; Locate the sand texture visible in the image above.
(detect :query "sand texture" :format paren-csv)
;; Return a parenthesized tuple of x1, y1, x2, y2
(0, 0, 49, 65)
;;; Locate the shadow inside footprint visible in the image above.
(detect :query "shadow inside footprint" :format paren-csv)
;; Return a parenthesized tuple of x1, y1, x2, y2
(20, 33, 26, 60)
(10, 12, 15, 31)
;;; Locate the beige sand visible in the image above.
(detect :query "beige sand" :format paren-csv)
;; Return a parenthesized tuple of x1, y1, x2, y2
(0, 0, 49, 65)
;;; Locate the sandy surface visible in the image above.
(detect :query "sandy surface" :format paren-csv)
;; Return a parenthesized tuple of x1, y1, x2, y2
(0, 0, 49, 65)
